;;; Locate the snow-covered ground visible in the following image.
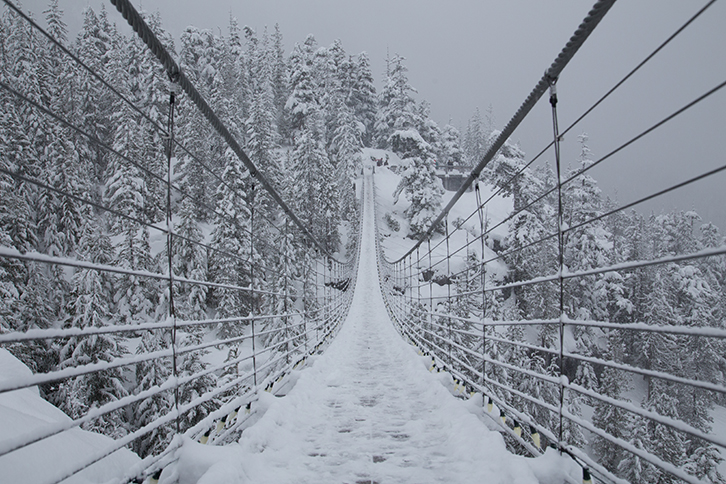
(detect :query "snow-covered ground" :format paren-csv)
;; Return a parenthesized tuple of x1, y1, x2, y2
(0, 349, 140, 484)
(369, 147, 512, 302)
(160, 172, 580, 483)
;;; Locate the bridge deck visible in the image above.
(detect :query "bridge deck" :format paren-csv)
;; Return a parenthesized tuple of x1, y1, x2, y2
(173, 175, 570, 483)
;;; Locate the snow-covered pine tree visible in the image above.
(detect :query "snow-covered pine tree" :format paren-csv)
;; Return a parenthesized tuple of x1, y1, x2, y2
(617, 415, 660, 482)
(441, 123, 464, 166)
(683, 444, 726, 484)
(289, 120, 340, 251)
(374, 54, 418, 150)
(329, 95, 362, 222)
(132, 328, 173, 457)
(499, 141, 558, 331)
(104, 127, 156, 324)
(349, 52, 377, 147)
(209, 147, 252, 343)
(260, 219, 299, 368)
(416, 101, 443, 160)
(286, 35, 319, 138)
(0, 5, 64, 374)
(591, 340, 631, 471)
(176, 25, 227, 223)
(562, 135, 614, 330)
(463, 108, 485, 166)
(75, 5, 117, 189)
(391, 130, 444, 237)
(381, 61, 443, 238)
(160, 237, 214, 431)
(57, 220, 129, 438)
(449, 235, 480, 380)
(244, 26, 281, 218)
(270, 24, 289, 144)
(174, 197, 208, 321)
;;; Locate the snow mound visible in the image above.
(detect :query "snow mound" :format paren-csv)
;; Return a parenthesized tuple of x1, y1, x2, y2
(0, 349, 140, 484)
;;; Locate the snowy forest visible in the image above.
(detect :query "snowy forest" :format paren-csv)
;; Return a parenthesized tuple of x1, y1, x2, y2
(0, 1, 472, 458)
(1, 1, 725, 482)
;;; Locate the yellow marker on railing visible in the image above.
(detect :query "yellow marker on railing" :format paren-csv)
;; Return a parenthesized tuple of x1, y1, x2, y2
(513, 419, 521, 437)
(199, 428, 211, 444)
(226, 407, 239, 426)
(215, 419, 225, 434)
(530, 425, 540, 449)
(245, 402, 251, 414)
(149, 469, 162, 484)
(500, 411, 506, 425)
(582, 468, 592, 484)
(486, 396, 493, 413)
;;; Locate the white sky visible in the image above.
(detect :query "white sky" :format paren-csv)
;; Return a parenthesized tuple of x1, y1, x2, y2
(19, 0, 726, 230)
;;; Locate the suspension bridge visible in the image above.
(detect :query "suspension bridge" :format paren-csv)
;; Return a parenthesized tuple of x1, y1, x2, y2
(1, 0, 725, 483)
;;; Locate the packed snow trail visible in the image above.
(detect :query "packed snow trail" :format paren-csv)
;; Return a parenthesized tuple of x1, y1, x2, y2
(169, 174, 576, 484)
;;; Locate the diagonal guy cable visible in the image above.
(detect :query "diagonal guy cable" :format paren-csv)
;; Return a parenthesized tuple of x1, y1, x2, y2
(108, 0, 344, 262)
(394, 0, 617, 263)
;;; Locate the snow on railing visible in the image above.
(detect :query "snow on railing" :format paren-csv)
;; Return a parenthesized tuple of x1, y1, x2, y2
(0, 1, 360, 483)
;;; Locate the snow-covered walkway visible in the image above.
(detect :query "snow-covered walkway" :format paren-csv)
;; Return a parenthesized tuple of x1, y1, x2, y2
(171, 174, 574, 484)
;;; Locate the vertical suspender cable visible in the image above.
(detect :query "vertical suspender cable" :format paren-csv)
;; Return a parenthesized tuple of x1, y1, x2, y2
(250, 183, 258, 389)
(284, 220, 290, 364)
(549, 78, 566, 450)
(165, 81, 180, 433)
(315, 251, 320, 342)
(389, 0, 616, 265)
(303, 250, 309, 354)
(445, 216, 452, 363)
(476, 183, 487, 387)
(428, 238, 433, 347)
(416, 246, 422, 342)
(408, 256, 412, 311)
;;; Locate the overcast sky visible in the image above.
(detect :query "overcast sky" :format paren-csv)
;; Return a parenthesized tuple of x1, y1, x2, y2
(20, 0, 726, 230)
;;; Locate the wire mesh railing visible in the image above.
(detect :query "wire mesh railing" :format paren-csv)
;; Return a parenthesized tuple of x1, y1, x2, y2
(377, 1, 726, 483)
(0, 1, 359, 482)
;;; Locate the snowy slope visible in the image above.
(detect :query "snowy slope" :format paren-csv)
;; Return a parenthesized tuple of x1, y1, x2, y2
(159, 172, 579, 484)
(0, 349, 140, 484)
(369, 147, 511, 282)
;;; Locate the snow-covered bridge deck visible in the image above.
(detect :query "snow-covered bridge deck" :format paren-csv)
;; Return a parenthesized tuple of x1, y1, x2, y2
(166, 177, 576, 484)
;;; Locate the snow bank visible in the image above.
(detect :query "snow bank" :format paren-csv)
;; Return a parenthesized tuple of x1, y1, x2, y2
(0, 349, 140, 484)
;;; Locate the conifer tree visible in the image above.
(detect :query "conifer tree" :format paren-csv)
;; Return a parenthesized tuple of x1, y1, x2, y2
(132, 329, 173, 457)
(350, 52, 377, 147)
(441, 123, 464, 166)
(57, 220, 129, 438)
(375, 54, 418, 149)
(270, 24, 289, 144)
(210, 147, 252, 340)
(391, 130, 443, 237)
